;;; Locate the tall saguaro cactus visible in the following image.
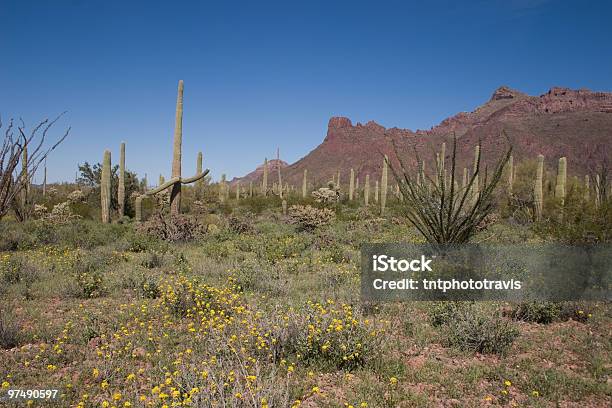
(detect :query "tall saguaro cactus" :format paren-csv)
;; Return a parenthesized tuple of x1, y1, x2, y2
(169, 80, 184, 215)
(555, 157, 567, 205)
(364, 174, 370, 206)
(277, 148, 283, 199)
(196, 151, 203, 187)
(101, 150, 111, 223)
(118, 142, 126, 217)
(349, 168, 355, 201)
(534, 154, 544, 221)
(302, 169, 308, 198)
(375, 180, 379, 203)
(381, 155, 388, 214)
(262, 158, 268, 196)
(584, 175, 590, 201)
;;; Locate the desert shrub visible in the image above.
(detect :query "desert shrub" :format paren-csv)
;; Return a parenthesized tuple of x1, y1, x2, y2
(141, 250, 165, 269)
(138, 274, 161, 299)
(535, 199, 611, 243)
(260, 234, 311, 264)
(440, 305, 518, 355)
(287, 205, 335, 231)
(429, 301, 469, 327)
(239, 195, 281, 214)
(511, 301, 562, 324)
(271, 301, 384, 370)
(0, 309, 22, 349)
(227, 213, 254, 234)
(138, 213, 205, 242)
(1, 255, 25, 284)
(0, 223, 35, 251)
(69, 252, 107, 298)
(558, 301, 594, 323)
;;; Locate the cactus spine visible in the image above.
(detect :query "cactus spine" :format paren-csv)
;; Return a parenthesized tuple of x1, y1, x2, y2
(169, 80, 184, 215)
(302, 169, 308, 198)
(364, 174, 370, 206)
(555, 157, 567, 205)
(534, 154, 544, 221)
(349, 168, 355, 200)
(118, 142, 126, 217)
(262, 158, 268, 196)
(381, 155, 388, 214)
(101, 150, 111, 223)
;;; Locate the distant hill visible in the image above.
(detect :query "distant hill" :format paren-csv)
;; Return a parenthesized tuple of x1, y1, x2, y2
(235, 86, 612, 186)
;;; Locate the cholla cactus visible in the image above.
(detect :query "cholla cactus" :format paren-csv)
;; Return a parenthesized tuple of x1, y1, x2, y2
(311, 181, 340, 204)
(555, 157, 567, 205)
(67, 190, 86, 204)
(288, 204, 335, 231)
(34, 204, 48, 218)
(101, 150, 111, 223)
(534, 154, 544, 221)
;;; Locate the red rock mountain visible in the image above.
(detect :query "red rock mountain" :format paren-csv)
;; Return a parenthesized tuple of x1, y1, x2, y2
(230, 159, 288, 185)
(238, 86, 611, 187)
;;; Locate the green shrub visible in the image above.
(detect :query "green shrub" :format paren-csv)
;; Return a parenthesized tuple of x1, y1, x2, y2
(440, 305, 518, 355)
(428, 301, 468, 327)
(141, 250, 164, 269)
(138, 274, 161, 299)
(0, 309, 22, 349)
(511, 301, 562, 324)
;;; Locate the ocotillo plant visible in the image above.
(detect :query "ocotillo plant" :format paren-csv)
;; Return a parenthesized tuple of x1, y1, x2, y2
(364, 174, 370, 206)
(471, 145, 480, 204)
(387, 134, 511, 244)
(381, 155, 388, 214)
(302, 169, 308, 198)
(43, 159, 47, 196)
(349, 168, 355, 200)
(118, 142, 126, 217)
(555, 157, 567, 205)
(534, 154, 544, 221)
(20, 145, 28, 210)
(262, 158, 268, 196)
(101, 150, 111, 223)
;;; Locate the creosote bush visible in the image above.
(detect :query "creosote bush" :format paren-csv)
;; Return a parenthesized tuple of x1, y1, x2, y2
(288, 204, 335, 231)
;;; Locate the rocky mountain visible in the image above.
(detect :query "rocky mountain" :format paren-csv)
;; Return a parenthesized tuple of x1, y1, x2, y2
(236, 86, 611, 187)
(230, 159, 288, 185)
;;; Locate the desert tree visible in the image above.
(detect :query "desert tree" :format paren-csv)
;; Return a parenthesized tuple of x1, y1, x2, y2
(0, 113, 70, 221)
(387, 132, 512, 244)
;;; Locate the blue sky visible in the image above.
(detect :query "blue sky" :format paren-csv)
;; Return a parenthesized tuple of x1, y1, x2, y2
(1, 0, 611, 183)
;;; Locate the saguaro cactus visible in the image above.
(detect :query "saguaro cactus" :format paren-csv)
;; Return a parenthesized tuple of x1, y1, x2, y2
(337, 171, 341, 190)
(101, 150, 111, 223)
(555, 157, 567, 205)
(135, 195, 143, 222)
(282, 199, 287, 215)
(364, 174, 370, 206)
(249, 181, 253, 197)
(584, 175, 590, 201)
(349, 168, 355, 201)
(219, 174, 226, 203)
(462, 168, 468, 190)
(507, 155, 514, 196)
(594, 174, 601, 209)
(262, 158, 268, 196)
(534, 154, 544, 221)
(196, 151, 203, 195)
(381, 155, 388, 214)
(170, 80, 184, 215)
(277, 148, 283, 199)
(235, 183, 240, 201)
(118, 142, 126, 217)
(302, 169, 308, 198)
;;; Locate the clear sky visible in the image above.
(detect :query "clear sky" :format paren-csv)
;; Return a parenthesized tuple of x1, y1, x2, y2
(2, 0, 611, 183)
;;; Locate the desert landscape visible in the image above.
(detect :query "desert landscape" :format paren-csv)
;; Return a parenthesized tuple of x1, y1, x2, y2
(0, 79, 610, 407)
